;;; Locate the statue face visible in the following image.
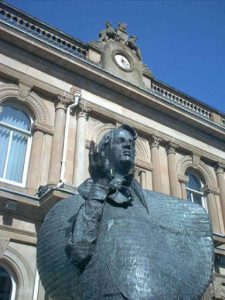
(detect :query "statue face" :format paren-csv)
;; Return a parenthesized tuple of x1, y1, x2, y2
(109, 128, 135, 176)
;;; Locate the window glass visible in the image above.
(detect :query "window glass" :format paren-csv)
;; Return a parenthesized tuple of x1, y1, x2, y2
(185, 169, 207, 210)
(0, 266, 12, 300)
(0, 104, 32, 185)
(187, 173, 202, 192)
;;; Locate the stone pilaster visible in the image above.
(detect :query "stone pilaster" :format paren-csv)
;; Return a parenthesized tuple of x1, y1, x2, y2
(166, 141, 180, 198)
(73, 107, 90, 188)
(48, 95, 67, 185)
(149, 135, 162, 192)
(27, 126, 44, 192)
(215, 162, 225, 222)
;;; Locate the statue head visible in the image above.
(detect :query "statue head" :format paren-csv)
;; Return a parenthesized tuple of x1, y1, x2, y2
(98, 125, 137, 177)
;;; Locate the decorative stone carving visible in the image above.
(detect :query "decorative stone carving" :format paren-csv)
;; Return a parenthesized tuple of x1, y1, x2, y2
(55, 94, 73, 109)
(149, 134, 162, 148)
(215, 162, 225, 174)
(18, 81, 32, 100)
(166, 141, 179, 155)
(0, 84, 50, 125)
(126, 35, 142, 60)
(99, 21, 142, 60)
(193, 154, 201, 169)
(99, 21, 118, 42)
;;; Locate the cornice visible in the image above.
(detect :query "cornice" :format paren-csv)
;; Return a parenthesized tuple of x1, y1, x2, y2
(0, 63, 72, 98)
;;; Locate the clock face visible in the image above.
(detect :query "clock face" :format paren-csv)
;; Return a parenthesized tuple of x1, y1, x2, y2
(114, 54, 131, 70)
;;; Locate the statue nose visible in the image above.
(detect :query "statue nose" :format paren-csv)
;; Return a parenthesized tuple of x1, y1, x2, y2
(124, 142, 131, 149)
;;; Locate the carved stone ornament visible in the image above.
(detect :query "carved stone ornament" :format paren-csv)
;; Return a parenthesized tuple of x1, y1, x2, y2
(215, 162, 225, 174)
(18, 82, 32, 100)
(55, 94, 73, 109)
(99, 21, 142, 61)
(166, 141, 179, 155)
(149, 134, 162, 148)
(37, 124, 213, 300)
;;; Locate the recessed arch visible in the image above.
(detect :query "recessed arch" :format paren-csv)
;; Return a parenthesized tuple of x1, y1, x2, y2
(2, 245, 34, 300)
(135, 137, 150, 161)
(177, 155, 217, 188)
(0, 84, 51, 126)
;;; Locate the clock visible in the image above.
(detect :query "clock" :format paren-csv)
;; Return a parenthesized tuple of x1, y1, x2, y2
(114, 54, 131, 70)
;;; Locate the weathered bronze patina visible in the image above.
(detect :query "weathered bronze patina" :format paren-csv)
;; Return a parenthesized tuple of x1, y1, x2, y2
(37, 125, 213, 300)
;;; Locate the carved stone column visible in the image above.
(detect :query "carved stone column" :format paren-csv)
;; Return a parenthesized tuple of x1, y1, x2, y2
(166, 141, 180, 198)
(48, 95, 67, 185)
(215, 162, 225, 222)
(149, 135, 162, 192)
(73, 107, 90, 188)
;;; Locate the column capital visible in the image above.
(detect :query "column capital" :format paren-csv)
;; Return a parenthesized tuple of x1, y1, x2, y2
(149, 134, 162, 149)
(76, 104, 91, 119)
(215, 162, 225, 174)
(166, 141, 179, 155)
(55, 94, 73, 110)
(134, 166, 142, 176)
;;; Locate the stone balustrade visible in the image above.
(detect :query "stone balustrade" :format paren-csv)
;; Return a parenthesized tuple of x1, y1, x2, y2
(151, 82, 212, 120)
(0, 4, 87, 59)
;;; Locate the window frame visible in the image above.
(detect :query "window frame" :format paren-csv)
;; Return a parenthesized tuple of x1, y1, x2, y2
(0, 103, 33, 187)
(185, 169, 208, 211)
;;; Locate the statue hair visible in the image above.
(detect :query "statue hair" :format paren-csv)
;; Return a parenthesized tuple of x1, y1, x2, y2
(98, 124, 137, 158)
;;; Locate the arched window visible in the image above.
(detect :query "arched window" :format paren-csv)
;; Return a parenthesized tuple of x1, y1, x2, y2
(0, 265, 15, 300)
(0, 104, 33, 186)
(185, 169, 207, 210)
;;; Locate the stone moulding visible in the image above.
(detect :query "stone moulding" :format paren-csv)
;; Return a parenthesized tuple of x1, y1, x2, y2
(0, 84, 52, 132)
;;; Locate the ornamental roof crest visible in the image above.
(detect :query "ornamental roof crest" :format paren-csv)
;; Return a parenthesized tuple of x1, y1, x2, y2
(99, 21, 142, 61)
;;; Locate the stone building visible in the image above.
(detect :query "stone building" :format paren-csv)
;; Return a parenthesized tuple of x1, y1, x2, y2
(0, 2, 225, 299)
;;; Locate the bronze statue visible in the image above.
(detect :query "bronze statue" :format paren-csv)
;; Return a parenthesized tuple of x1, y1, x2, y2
(37, 125, 213, 300)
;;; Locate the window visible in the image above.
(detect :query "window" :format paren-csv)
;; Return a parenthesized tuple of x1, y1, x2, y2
(185, 169, 207, 210)
(0, 266, 12, 300)
(0, 104, 32, 185)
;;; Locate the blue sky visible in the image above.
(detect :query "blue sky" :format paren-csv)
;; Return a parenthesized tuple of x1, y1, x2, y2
(5, 0, 225, 113)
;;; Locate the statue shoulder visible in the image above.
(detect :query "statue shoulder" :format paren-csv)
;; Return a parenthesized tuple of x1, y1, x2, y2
(143, 189, 211, 236)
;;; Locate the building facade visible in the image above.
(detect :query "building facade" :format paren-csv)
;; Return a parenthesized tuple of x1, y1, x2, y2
(0, 2, 225, 299)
